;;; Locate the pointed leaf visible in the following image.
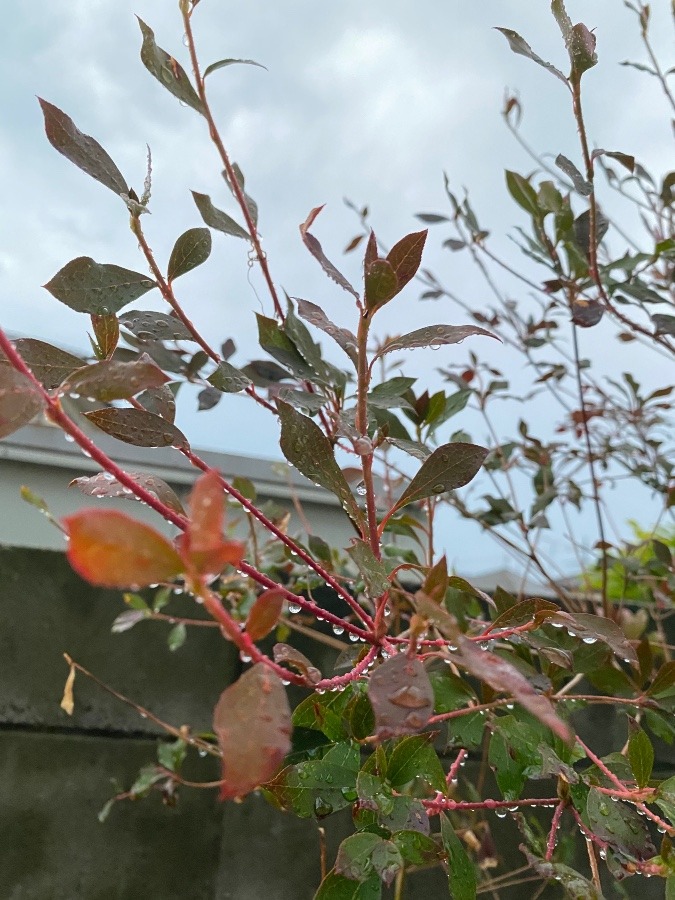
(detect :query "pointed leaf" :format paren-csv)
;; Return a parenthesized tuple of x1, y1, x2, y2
(628, 724, 654, 789)
(203, 57, 267, 78)
(63, 509, 183, 588)
(256, 314, 314, 380)
(90, 314, 119, 359)
(273, 643, 322, 685)
(207, 361, 251, 393)
(555, 154, 592, 195)
(440, 813, 477, 900)
(314, 870, 382, 900)
(3, 339, 83, 390)
(137, 384, 176, 423)
(653, 314, 675, 337)
(61, 355, 168, 402)
(44, 258, 156, 315)
(364, 259, 398, 312)
(84, 408, 189, 449)
(295, 299, 358, 365)
(180, 470, 244, 576)
(335, 834, 402, 887)
(522, 851, 605, 900)
(214, 663, 292, 800)
(245, 589, 285, 642)
(118, 310, 194, 342)
(373, 325, 497, 363)
(387, 733, 446, 793)
(167, 227, 212, 282)
(277, 400, 364, 527)
(70, 471, 185, 517)
(300, 206, 359, 299)
(367, 654, 434, 740)
(137, 18, 204, 114)
(557, 612, 638, 665)
(494, 28, 568, 85)
(392, 442, 488, 514)
(455, 636, 571, 741)
(347, 540, 390, 598)
(0, 367, 44, 438)
(586, 788, 655, 860)
(386, 230, 427, 294)
(191, 191, 250, 240)
(38, 98, 128, 197)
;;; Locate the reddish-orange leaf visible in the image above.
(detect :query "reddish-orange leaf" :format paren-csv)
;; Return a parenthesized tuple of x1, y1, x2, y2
(63, 509, 183, 588)
(214, 664, 292, 801)
(245, 589, 285, 642)
(179, 470, 245, 576)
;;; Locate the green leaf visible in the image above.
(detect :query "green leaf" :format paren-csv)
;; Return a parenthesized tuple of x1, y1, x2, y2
(207, 361, 251, 393)
(391, 442, 488, 514)
(494, 28, 568, 85)
(364, 259, 398, 312)
(70, 471, 185, 517)
(335, 833, 402, 886)
(555, 155, 592, 195)
(118, 310, 194, 342)
(387, 733, 446, 795)
(137, 18, 204, 114)
(385, 230, 427, 294)
(586, 788, 655, 860)
(667, 874, 675, 900)
(656, 775, 675, 824)
(296, 298, 358, 366)
(393, 831, 438, 866)
(429, 670, 476, 715)
(653, 314, 675, 337)
(0, 367, 45, 439)
(84, 408, 189, 450)
(505, 171, 542, 216)
(167, 227, 212, 282)
(373, 325, 497, 364)
(347, 540, 390, 598)
(61, 355, 168, 402)
(44, 258, 156, 315)
(267, 743, 360, 819)
(3, 340, 83, 390)
(157, 738, 187, 772)
(191, 191, 250, 240)
(368, 656, 434, 742)
(203, 57, 267, 78)
(38, 99, 128, 197)
(440, 813, 476, 900)
(257, 314, 314, 380)
(522, 851, 606, 899)
(292, 687, 353, 742)
(314, 870, 381, 900)
(648, 661, 675, 697)
(628, 725, 654, 789)
(562, 613, 638, 666)
(277, 401, 364, 527)
(488, 716, 543, 800)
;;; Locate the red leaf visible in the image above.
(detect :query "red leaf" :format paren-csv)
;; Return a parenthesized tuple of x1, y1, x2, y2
(386, 230, 427, 293)
(245, 589, 285, 642)
(214, 664, 292, 800)
(367, 653, 434, 740)
(63, 509, 183, 588)
(179, 471, 245, 576)
(300, 206, 359, 299)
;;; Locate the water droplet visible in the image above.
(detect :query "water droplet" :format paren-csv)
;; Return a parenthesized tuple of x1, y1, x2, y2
(355, 480, 367, 496)
(240, 653, 252, 663)
(495, 809, 507, 818)
(332, 625, 345, 636)
(567, 629, 577, 637)
(64, 434, 75, 443)
(288, 603, 301, 614)
(432, 483, 445, 493)
(582, 636, 597, 644)
(349, 633, 360, 642)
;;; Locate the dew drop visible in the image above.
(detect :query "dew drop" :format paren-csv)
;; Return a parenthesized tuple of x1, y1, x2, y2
(332, 625, 345, 636)
(288, 603, 301, 614)
(582, 636, 597, 645)
(355, 480, 367, 496)
(495, 809, 507, 818)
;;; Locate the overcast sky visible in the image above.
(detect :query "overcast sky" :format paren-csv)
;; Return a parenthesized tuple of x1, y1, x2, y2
(2, 1, 673, 577)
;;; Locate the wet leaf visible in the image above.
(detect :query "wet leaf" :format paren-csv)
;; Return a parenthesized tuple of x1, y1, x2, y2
(203, 57, 267, 78)
(440, 813, 477, 900)
(554, 612, 638, 666)
(391, 442, 488, 514)
(44, 257, 156, 315)
(314, 869, 382, 899)
(257, 314, 314, 380)
(167, 227, 212, 282)
(455, 636, 571, 741)
(207, 361, 251, 393)
(2, 339, 83, 390)
(555, 154, 592, 195)
(157, 737, 187, 772)
(386, 230, 427, 293)
(84, 408, 189, 450)
(70, 471, 185, 517)
(214, 663, 292, 800)
(335, 833, 402, 887)
(273, 643, 322, 685)
(180, 470, 244, 577)
(347, 540, 390, 598)
(137, 18, 204, 114)
(505, 170, 541, 216)
(0, 367, 45, 438)
(168, 622, 187, 651)
(364, 259, 398, 312)
(393, 831, 438, 867)
(137, 384, 177, 423)
(61, 355, 168, 402)
(191, 191, 250, 240)
(489, 716, 543, 800)
(653, 314, 675, 337)
(586, 788, 655, 860)
(90, 314, 119, 359)
(38, 99, 128, 197)
(63, 509, 184, 588)
(494, 28, 568, 85)
(265, 742, 360, 819)
(387, 734, 446, 794)
(412, 592, 458, 639)
(367, 654, 434, 740)
(119, 310, 194, 342)
(277, 401, 364, 528)
(300, 206, 359, 299)
(647, 661, 675, 697)
(111, 609, 147, 634)
(246, 589, 285, 642)
(522, 851, 605, 900)
(292, 687, 354, 742)
(296, 298, 358, 365)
